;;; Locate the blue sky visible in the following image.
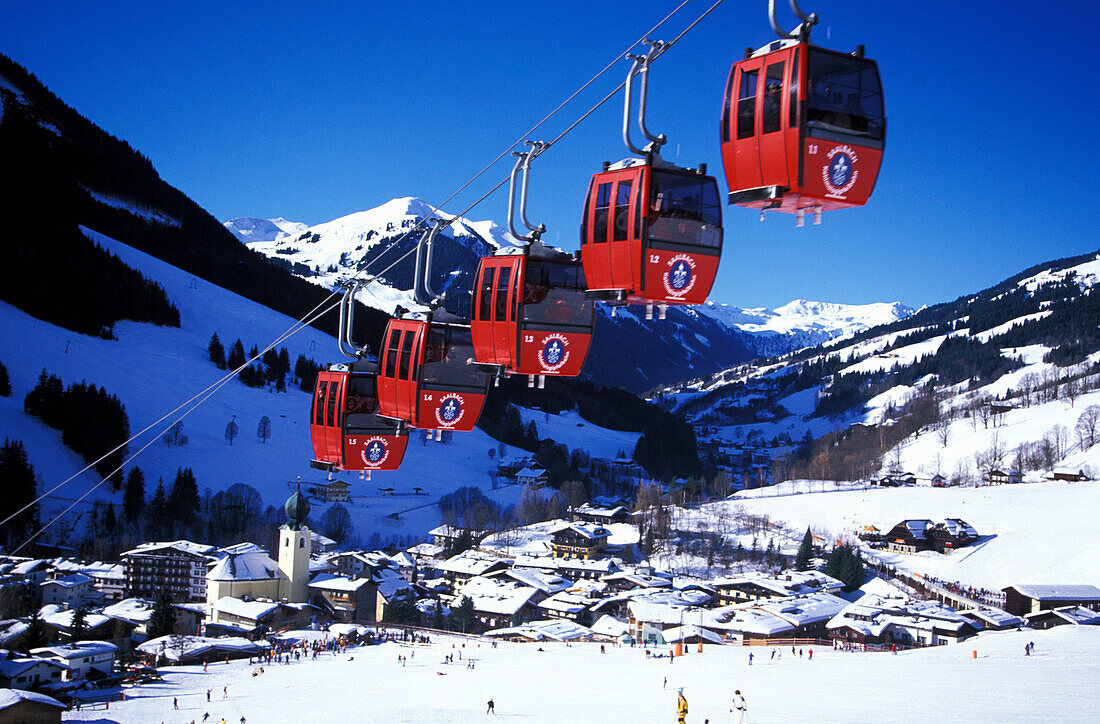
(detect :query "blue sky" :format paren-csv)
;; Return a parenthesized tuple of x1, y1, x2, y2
(3, 1, 1095, 310)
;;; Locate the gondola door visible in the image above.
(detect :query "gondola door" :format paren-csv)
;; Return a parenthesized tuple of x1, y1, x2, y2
(758, 53, 792, 192)
(724, 57, 765, 193)
(609, 170, 642, 294)
(581, 177, 613, 291)
(495, 259, 519, 369)
(311, 371, 345, 467)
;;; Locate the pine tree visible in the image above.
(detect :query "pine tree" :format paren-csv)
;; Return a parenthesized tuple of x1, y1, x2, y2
(0, 360, 10, 397)
(795, 527, 815, 571)
(227, 339, 246, 370)
(123, 467, 145, 523)
(147, 479, 170, 539)
(168, 467, 201, 532)
(207, 333, 226, 369)
(147, 588, 175, 639)
(453, 595, 476, 633)
(0, 439, 39, 551)
(225, 418, 239, 446)
(69, 602, 89, 641)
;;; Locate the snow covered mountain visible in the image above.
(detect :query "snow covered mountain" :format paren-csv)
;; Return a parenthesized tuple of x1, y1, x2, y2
(229, 199, 913, 390)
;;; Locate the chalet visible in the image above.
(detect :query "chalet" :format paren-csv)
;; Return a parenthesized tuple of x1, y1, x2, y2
(40, 573, 94, 607)
(985, 469, 1022, 486)
(960, 607, 1026, 631)
(0, 689, 66, 724)
(925, 519, 980, 553)
(516, 466, 551, 488)
(1045, 469, 1089, 482)
(712, 570, 844, 606)
(514, 553, 621, 581)
(48, 560, 125, 602)
(536, 589, 600, 624)
(748, 593, 848, 639)
(549, 523, 610, 560)
(0, 656, 69, 689)
(0, 559, 53, 587)
(496, 457, 536, 479)
(1024, 605, 1100, 629)
(570, 503, 634, 526)
(308, 574, 376, 623)
(930, 474, 949, 488)
(39, 607, 133, 648)
(602, 571, 672, 593)
(310, 531, 339, 554)
(885, 520, 934, 554)
(428, 525, 485, 550)
(136, 634, 268, 666)
(454, 576, 539, 630)
(373, 569, 416, 622)
(208, 597, 317, 634)
(857, 525, 885, 545)
(827, 595, 976, 647)
(290, 478, 350, 503)
(436, 551, 511, 595)
(30, 641, 118, 681)
(1002, 584, 1100, 617)
(484, 618, 593, 643)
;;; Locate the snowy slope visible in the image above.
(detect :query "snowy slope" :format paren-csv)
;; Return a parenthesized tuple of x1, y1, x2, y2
(0, 227, 633, 546)
(721, 480, 1100, 589)
(64, 625, 1100, 723)
(223, 216, 309, 244)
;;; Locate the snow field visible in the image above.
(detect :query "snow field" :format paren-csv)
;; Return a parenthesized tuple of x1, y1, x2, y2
(63, 626, 1100, 723)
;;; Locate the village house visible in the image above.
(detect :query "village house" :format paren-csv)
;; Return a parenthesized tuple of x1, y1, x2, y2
(48, 560, 125, 602)
(513, 553, 621, 581)
(1045, 469, 1089, 482)
(436, 551, 511, 597)
(515, 466, 551, 488)
(207, 597, 317, 635)
(960, 607, 1027, 632)
(985, 469, 1023, 486)
(308, 574, 375, 623)
(428, 525, 485, 551)
(711, 570, 844, 606)
(30, 640, 118, 681)
(884, 520, 934, 554)
(826, 594, 976, 648)
(924, 519, 980, 553)
(1023, 605, 1100, 629)
(39, 573, 94, 608)
(549, 522, 610, 560)
(570, 503, 634, 526)
(1002, 584, 1100, 617)
(0, 689, 66, 724)
(0, 656, 69, 690)
(453, 575, 539, 631)
(290, 477, 351, 503)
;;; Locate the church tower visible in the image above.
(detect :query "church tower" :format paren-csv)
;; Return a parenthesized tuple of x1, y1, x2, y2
(278, 485, 312, 603)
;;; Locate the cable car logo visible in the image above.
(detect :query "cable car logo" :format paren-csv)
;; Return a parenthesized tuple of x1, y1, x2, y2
(435, 394, 465, 427)
(822, 145, 859, 198)
(537, 334, 570, 372)
(662, 254, 698, 298)
(359, 437, 390, 467)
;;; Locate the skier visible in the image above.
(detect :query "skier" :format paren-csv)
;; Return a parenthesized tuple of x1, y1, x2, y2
(676, 689, 689, 724)
(487, 698, 495, 714)
(206, 689, 211, 702)
(731, 690, 748, 724)
(748, 652, 753, 666)
(808, 649, 813, 660)
(174, 697, 179, 710)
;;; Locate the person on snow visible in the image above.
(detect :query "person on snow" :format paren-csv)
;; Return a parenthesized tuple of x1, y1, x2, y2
(487, 698, 495, 714)
(731, 690, 747, 723)
(676, 689, 689, 724)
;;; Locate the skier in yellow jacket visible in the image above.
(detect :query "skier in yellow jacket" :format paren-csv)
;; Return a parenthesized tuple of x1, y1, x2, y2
(676, 689, 688, 723)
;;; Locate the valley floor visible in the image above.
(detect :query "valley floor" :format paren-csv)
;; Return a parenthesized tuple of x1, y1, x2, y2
(65, 625, 1098, 723)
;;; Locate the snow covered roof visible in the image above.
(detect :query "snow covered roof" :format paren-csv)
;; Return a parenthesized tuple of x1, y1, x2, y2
(1032, 605, 1100, 625)
(308, 573, 371, 593)
(603, 572, 671, 589)
(705, 606, 794, 636)
(42, 572, 93, 588)
(207, 550, 279, 582)
(10, 559, 51, 575)
(750, 593, 848, 627)
(485, 619, 592, 641)
(0, 620, 29, 646)
(496, 568, 572, 594)
(962, 607, 1026, 629)
(0, 689, 66, 711)
(902, 520, 933, 540)
(136, 634, 268, 662)
(122, 540, 216, 558)
(940, 518, 979, 537)
(48, 559, 124, 580)
(590, 615, 630, 638)
(438, 550, 511, 577)
(375, 569, 413, 600)
(41, 609, 110, 632)
(406, 542, 446, 559)
(102, 598, 155, 623)
(1009, 584, 1100, 601)
(31, 641, 118, 659)
(455, 576, 538, 616)
(211, 596, 282, 622)
(537, 591, 595, 615)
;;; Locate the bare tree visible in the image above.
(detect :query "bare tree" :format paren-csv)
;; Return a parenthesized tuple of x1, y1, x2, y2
(1076, 405, 1100, 449)
(224, 418, 239, 446)
(1063, 377, 1082, 408)
(936, 420, 950, 448)
(257, 416, 272, 444)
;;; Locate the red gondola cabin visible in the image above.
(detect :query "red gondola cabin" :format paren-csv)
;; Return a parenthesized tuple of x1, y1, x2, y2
(580, 158, 723, 306)
(376, 317, 490, 432)
(310, 364, 409, 474)
(721, 40, 885, 219)
(471, 252, 595, 379)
